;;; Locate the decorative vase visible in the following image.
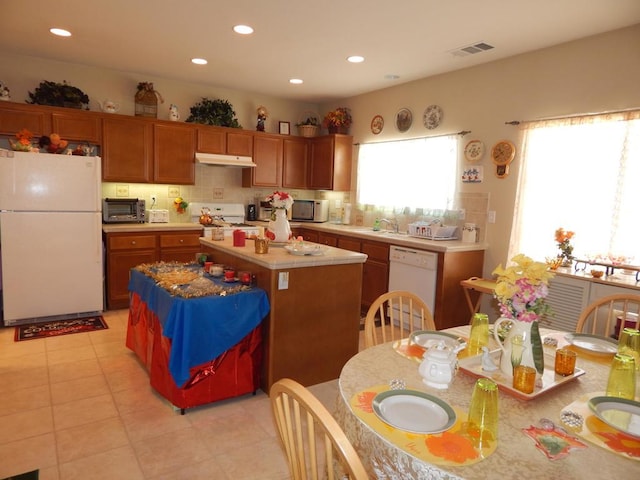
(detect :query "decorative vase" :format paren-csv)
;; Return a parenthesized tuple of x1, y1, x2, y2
(493, 317, 544, 378)
(266, 208, 292, 243)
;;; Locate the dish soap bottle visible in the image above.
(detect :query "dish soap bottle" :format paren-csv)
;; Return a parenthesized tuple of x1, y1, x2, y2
(373, 218, 381, 231)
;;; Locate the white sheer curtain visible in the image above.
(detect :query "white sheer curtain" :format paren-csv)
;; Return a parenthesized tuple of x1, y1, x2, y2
(357, 135, 457, 212)
(509, 110, 640, 264)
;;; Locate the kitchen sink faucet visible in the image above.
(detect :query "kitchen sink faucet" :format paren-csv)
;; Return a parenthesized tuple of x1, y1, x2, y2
(380, 218, 399, 233)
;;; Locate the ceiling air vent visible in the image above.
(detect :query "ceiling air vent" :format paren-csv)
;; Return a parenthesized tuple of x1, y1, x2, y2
(449, 41, 495, 57)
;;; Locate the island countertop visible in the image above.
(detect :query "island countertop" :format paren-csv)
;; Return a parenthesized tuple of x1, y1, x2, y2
(200, 237, 367, 270)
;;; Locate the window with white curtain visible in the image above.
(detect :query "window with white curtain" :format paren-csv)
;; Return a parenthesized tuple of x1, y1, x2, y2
(357, 135, 457, 212)
(509, 110, 640, 264)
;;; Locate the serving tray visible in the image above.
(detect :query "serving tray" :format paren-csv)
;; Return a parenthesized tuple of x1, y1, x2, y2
(458, 349, 585, 401)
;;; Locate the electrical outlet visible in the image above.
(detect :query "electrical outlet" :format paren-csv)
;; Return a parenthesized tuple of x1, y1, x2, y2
(459, 209, 466, 220)
(116, 185, 129, 197)
(213, 188, 224, 199)
(488, 211, 496, 223)
(278, 272, 289, 290)
(151, 194, 157, 204)
(168, 187, 180, 198)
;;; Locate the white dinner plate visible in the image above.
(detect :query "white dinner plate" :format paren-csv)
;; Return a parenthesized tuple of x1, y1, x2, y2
(284, 244, 325, 256)
(372, 389, 456, 434)
(588, 396, 640, 439)
(564, 333, 617, 355)
(409, 330, 463, 350)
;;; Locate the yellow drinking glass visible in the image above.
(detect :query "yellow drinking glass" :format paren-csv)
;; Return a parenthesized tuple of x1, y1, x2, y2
(618, 327, 640, 372)
(606, 353, 636, 400)
(467, 378, 499, 449)
(468, 313, 489, 355)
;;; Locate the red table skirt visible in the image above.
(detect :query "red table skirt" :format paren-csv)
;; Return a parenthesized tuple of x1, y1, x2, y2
(126, 293, 263, 410)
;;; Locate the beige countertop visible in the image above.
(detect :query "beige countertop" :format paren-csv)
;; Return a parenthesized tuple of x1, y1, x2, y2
(552, 265, 640, 291)
(200, 237, 367, 270)
(102, 222, 204, 233)
(257, 220, 488, 253)
(101, 220, 486, 253)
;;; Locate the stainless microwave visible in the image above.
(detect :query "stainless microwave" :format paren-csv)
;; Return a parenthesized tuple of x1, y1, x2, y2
(291, 199, 329, 223)
(103, 198, 146, 223)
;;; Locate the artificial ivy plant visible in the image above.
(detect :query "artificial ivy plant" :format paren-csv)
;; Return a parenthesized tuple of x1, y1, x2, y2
(185, 98, 242, 128)
(27, 80, 90, 109)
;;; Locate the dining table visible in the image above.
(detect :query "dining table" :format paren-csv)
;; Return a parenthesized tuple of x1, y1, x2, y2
(336, 325, 640, 479)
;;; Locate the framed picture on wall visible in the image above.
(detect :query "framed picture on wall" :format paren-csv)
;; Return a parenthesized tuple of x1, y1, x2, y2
(279, 121, 290, 135)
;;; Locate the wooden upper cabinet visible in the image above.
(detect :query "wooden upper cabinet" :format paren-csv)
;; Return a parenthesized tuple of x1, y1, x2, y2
(196, 126, 253, 157)
(227, 130, 253, 156)
(153, 122, 196, 184)
(196, 126, 226, 153)
(308, 134, 352, 191)
(51, 110, 101, 142)
(282, 136, 309, 189)
(243, 134, 282, 187)
(102, 116, 153, 183)
(0, 101, 50, 136)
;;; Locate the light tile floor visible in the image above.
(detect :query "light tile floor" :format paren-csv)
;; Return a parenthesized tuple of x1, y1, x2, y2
(0, 310, 362, 479)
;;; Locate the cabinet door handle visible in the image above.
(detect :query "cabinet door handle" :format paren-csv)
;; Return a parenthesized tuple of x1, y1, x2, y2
(131, 240, 136, 245)
(179, 239, 184, 243)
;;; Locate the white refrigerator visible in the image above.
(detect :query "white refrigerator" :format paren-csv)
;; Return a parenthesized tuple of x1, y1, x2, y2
(0, 150, 103, 326)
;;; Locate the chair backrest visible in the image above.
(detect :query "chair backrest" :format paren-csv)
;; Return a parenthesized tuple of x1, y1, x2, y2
(364, 290, 436, 348)
(575, 293, 640, 337)
(270, 378, 368, 480)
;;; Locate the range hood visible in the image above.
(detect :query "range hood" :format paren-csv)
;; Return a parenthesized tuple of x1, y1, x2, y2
(195, 152, 256, 167)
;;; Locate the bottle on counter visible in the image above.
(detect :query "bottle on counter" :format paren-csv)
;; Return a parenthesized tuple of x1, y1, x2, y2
(373, 218, 381, 231)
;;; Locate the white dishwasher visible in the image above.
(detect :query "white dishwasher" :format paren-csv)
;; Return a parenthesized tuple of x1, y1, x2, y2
(388, 245, 438, 328)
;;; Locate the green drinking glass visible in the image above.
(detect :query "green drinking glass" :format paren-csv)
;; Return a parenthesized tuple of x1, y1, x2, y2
(606, 353, 636, 400)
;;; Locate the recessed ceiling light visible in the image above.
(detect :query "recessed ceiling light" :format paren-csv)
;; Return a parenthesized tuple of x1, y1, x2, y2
(347, 55, 364, 63)
(384, 74, 400, 80)
(50, 28, 71, 37)
(289, 79, 303, 85)
(233, 25, 254, 35)
(191, 58, 208, 65)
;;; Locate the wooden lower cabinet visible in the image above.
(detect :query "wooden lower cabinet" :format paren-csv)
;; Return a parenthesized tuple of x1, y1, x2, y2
(158, 231, 203, 262)
(104, 230, 202, 309)
(360, 240, 390, 311)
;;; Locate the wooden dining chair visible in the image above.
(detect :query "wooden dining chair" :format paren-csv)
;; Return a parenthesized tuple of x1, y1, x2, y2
(364, 290, 436, 349)
(575, 294, 640, 338)
(270, 378, 368, 480)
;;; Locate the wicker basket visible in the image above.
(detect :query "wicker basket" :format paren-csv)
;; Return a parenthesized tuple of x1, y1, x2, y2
(297, 124, 319, 137)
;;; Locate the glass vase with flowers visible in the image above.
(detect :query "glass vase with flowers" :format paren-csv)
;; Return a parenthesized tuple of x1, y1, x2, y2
(265, 191, 294, 242)
(492, 254, 555, 377)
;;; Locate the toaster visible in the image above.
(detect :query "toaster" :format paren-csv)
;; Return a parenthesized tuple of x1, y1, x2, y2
(146, 209, 170, 223)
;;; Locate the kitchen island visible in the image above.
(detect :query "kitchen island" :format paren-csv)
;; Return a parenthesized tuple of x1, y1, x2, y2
(199, 237, 367, 392)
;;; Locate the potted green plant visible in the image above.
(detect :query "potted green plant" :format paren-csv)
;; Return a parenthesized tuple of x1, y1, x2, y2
(27, 80, 90, 109)
(323, 107, 352, 134)
(185, 98, 242, 128)
(295, 115, 320, 137)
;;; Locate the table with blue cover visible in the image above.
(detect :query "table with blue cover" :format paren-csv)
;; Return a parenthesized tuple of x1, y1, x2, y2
(125, 266, 270, 411)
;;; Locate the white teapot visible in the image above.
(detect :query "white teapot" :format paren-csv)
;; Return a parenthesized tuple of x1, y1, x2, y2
(99, 99, 120, 114)
(419, 341, 464, 389)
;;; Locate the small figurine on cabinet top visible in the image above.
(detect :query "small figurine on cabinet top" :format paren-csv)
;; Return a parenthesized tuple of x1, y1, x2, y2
(169, 104, 180, 121)
(256, 105, 268, 132)
(0, 81, 10, 101)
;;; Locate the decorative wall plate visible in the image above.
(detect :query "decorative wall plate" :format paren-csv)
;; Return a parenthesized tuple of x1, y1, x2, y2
(395, 108, 412, 132)
(371, 115, 384, 135)
(423, 105, 443, 130)
(464, 139, 485, 163)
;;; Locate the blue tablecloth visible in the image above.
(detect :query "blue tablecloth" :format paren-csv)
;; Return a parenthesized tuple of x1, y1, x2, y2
(128, 268, 270, 387)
